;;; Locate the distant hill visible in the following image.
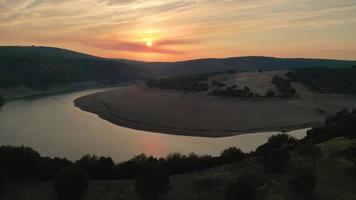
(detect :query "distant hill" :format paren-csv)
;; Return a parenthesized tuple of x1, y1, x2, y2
(129, 56, 356, 77)
(0, 46, 152, 90)
(1, 46, 355, 91)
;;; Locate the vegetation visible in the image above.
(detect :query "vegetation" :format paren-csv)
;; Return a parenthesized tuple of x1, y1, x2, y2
(226, 174, 261, 200)
(271, 76, 297, 97)
(0, 145, 248, 182)
(287, 67, 356, 95)
(0, 96, 4, 107)
(135, 164, 170, 200)
(208, 86, 259, 97)
(0, 168, 10, 194)
(146, 73, 215, 92)
(53, 167, 89, 199)
(304, 109, 356, 143)
(296, 143, 323, 171)
(289, 166, 317, 198)
(0, 46, 150, 89)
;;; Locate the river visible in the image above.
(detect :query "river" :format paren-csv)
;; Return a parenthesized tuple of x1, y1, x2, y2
(0, 87, 308, 162)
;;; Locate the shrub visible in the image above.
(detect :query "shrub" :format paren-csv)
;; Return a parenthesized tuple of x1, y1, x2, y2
(53, 167, 89, 199)
(261, 148, 290, 173)
(265, 89, 275, 97)
(212, 80, 226, 87)
(0, 96, 4, 107)
(256, 134, 298, 154)
(0, 168, 10, 194)
(220, 147, 245, 163)
(226, 174, 261, 200)
(135, 164, 170, 200)
(0, 146, 41, 178)
(289, 166, 316, 197)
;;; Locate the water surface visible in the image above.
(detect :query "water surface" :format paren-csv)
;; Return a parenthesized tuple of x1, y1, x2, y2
(0, 87, 308, 162)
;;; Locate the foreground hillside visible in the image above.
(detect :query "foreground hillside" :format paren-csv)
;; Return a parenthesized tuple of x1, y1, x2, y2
(0, 46, 152, 100)
(2, 136, 356, 200)
(75, 70, 356, 137)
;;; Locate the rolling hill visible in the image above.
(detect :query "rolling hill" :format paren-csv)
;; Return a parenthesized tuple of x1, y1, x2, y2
(128, 56, 356, 78)
(0, 46, 153, 90)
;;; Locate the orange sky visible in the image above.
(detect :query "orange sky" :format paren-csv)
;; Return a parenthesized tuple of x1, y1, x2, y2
(1, 0, 356, 61)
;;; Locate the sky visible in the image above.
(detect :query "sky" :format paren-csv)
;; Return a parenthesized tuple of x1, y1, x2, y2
(1, 0, 356, 61)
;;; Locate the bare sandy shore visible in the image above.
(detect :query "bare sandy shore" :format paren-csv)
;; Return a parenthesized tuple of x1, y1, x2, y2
(74, 82, 356, 137)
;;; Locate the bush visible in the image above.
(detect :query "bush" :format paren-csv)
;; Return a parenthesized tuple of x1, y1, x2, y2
(226, 174, 261, 200)
(289, 166, 316, 197)
(53, 167, 89, 199)
(0, 168, 10, 194)
(261, 148, 290, 173)
(0, 96, 4, 107)
(135, 164, 170, 200)
(220, 147, 245, 163)
(256, 134, 298, 154)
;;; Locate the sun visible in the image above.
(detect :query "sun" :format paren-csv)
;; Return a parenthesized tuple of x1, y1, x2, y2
(145, 40, 153, 47)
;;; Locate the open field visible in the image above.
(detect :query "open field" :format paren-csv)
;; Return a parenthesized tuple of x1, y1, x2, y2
(74, 71, 356, 137)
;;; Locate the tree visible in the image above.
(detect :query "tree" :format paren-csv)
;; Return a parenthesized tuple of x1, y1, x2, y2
(220, 147, 245, 163)
(0, 96, 4, 108)
(53, 167, 89, 199)
(226, 174, 261, 200)
(265, 89, 275, 97)
(256, 134, 298, 154)
(135, 164, 170, 200)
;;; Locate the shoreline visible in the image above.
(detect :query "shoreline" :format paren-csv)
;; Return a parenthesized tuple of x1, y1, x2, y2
(1, 81, 137, 102)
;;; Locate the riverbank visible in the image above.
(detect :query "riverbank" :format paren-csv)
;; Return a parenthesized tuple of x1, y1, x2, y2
(74, 83, 356, 138)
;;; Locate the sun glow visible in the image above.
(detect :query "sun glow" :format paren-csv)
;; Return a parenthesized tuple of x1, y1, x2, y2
(145, 40, 153, 47)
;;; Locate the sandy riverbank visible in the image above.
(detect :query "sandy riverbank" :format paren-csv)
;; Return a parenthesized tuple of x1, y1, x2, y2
(74, 82, 356, 137)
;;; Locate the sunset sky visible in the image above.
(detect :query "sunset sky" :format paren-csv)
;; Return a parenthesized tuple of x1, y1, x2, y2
(1, 0, 356, 61)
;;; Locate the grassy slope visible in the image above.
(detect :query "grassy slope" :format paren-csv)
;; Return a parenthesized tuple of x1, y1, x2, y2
(0, 46, 152, 89)
(3, 137, 356, 200)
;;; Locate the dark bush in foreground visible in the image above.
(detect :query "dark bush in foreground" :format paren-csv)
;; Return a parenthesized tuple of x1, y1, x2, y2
(220, 147, 245, 163)
(53, 167, 89, 199)
(135, 164, 170, 200)
(289, 166, 316, 197)
(0, 168, 10, 194)
(226, 174, 261, 200)
(256, 134, 297, 155)
(261, 148, 290, 173)
(0, 96, 4, 107)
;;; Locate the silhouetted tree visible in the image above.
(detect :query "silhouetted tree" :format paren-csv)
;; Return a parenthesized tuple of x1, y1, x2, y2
(226, 174, 261, 200)
(220, 147, 245, 163)
(0, 96, 4, 108)
(135, 164, 170, 200)
(53, 167, 89, 199)
(256, 134, 298, 154)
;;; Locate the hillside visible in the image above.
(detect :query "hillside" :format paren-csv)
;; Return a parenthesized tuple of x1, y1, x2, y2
(132, 56, 356, 77)
(0, 46, 152, 93)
